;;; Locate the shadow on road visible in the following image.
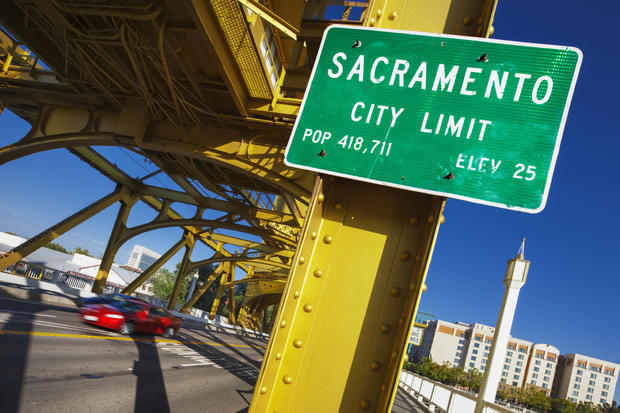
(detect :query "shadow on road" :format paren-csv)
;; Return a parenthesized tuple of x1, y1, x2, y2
(0, 290, 78, 413)
(175, 330, 261, 387)
(132, 333, 171, 413)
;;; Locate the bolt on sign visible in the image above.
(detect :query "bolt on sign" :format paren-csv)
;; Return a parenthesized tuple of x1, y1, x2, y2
(284, 26, 582, 213)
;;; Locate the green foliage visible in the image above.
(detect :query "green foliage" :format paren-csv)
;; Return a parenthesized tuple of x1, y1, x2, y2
(45, 242, 68, 253)
(151, 267, 190, 302)
(72, 247, 92, 257)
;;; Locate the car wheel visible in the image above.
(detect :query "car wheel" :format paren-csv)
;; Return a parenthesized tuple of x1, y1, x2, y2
(163, 327, 175, 338)
(120, 322, 134, 335)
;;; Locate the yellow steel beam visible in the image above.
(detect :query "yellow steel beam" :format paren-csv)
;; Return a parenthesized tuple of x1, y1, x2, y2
(237, 0, 299, 40)
(121, 236, 191, 295)
(168, 231, 196, 310)
(181, 262, 224, 312)
(92, 194, 138, 293)
(0, 188, 127, 272)
(250, 177, 445, 412)
(250, 1, 497, 411)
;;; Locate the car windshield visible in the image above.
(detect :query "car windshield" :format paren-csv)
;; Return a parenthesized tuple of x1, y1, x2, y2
(110, 301, 148, 312)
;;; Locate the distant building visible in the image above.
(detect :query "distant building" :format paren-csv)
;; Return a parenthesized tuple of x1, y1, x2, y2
(553, 353, 619, 405)
(126, 245, 161, 272)
(413, 319, 560, 396)
(0, 231, 153, 297)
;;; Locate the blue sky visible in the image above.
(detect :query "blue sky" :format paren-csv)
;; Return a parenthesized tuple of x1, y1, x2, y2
(0, 0, 618, 403)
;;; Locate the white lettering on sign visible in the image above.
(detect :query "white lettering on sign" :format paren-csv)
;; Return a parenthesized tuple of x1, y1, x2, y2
(326, 53, 555, 104)
(420, 112, 492, 141)
(351, 102, 405, 127)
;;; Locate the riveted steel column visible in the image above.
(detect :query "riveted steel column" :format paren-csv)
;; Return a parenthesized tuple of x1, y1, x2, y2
(92, 194, 137, 294)
(167, 231, 196, 310)
(249, 177, 444, 412)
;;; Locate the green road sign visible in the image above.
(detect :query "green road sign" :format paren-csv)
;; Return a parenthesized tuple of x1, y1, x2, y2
(284, 26, 582, 213)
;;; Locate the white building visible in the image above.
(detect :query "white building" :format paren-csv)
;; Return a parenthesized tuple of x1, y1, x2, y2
(126, 245, 161, 272)
(554, 353, 619, 405)
(415, 319, 560, 397)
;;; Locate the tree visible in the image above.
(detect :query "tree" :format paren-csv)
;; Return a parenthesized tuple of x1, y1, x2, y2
(72, 247, 92, 257)
(45, 242, 68, 253)
(151, 267, 191, 302)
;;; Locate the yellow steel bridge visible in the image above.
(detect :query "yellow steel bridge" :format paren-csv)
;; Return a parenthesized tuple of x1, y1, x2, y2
(0, 0, 496, 411)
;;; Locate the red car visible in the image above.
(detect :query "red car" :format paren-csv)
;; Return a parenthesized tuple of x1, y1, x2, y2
(80, 300, 181, 337)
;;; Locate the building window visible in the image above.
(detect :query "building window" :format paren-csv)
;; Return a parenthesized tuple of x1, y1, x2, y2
(485, 346, 490, 350)
(506, 358, 512, 364)
(603, 384, 609, 390)
(459, 339, 465, 344)
(587, 387, 594, 393)
(471, 356, 477, 361)
(536, 354, 543, 359)
(535, 360, 541, 366)
(502, 372, 508, 377)
(545, 370, 551, 375)
(484, 352, 489, 358)
(574, 384, 580, 389)
(516, 361, 523, 367)
(602, 391, 608, 397)
(533, 373, 538, 379)
(601, 399, 607, 404)
(547, 355, 555, 361)
(530, 380, 536, 385)
(515, 368, 521, 373)
(578, 362, 586, 368)
(534, 367, 540, 372)
(474, 343, 480, 348)
(481, 365, 485, 371)
(259, 25, 283, 88)
(546, 363, 553, 368)
(456, 352, 462, 357)
(585, 395, 592, 401)
(482, 359, 487, 365)
(512, 381, 518, 386)
(455, 359, 460, 364)
(589, 380, 596, 386)
(508, 344, 516, 350)
(543, 376, 549, 382)
(590, 373, 597, 379)
(575, 377, 581, 383)
(572, 391, 579, 397)
(486, 338, 492, 344)
(500, 380, 506, 384)
(457, 345, 463, 350)
(469, 362, 475, 367)
(570, 398, 577, 403)
(518, 354, 525, 360)
(507, 351, 513, 357)
(604, 377, 611, 383)
(473, 349, 478, 354)
(589, 366, 601, 372)
(542, 383, 548, 389)
(504, 365, 510, 370)
(577, 370, 583, 376)
(514, 375, 520, 380)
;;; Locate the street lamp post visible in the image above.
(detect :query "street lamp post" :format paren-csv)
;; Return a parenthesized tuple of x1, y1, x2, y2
(474, 239, 530, 413)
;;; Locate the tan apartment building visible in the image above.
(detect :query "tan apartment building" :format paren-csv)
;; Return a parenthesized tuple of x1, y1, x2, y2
(522, 343, 560, 396)
(414, 319, 561, 397)
(553, 353, 619, 405)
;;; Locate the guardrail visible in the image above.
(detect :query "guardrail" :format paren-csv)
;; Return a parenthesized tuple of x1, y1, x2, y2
(6, 261, 122, 295)
(398, 371, 521, 413)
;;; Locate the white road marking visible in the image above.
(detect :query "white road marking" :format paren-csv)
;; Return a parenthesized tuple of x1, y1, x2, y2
(0, 310, 57, 317)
